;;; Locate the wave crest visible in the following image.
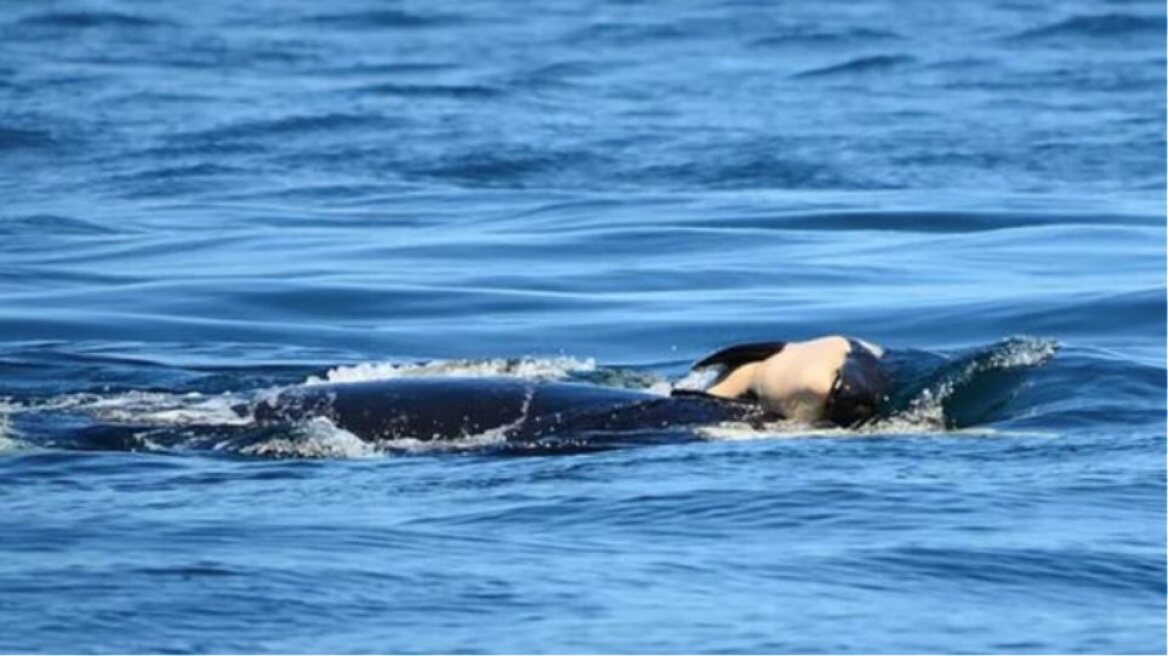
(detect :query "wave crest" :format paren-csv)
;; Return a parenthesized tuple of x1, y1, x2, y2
(877, 336, 1059, 431)
(793, 54, 916, 79)
(1012, 13, 1163, 41)
(305, 356, 597, 386)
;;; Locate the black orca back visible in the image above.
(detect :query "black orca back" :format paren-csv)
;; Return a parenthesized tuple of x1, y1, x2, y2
(255, 377, 765, 443)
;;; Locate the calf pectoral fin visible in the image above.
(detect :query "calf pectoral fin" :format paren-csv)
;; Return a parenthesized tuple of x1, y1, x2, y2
(691, 341, 787, 370)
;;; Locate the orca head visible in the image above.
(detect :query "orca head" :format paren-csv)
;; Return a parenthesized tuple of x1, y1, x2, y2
(822, 345, 888, 428)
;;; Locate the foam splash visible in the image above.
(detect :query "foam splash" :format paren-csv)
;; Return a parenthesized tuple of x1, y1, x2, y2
(233, 417, 377, 459)
(373, 430, 509, 455)
(670, 366, 721, 393)
(697, 418, 945, 441)
(23, 390, 253, 427)
(980, 336, 1058, 369)
(698, 421, 1054, 441)
(697, 419, 835, 441)
(873, 390, 947, 431)
(305, 356, 597, 386)
(0, 401, 26, 453)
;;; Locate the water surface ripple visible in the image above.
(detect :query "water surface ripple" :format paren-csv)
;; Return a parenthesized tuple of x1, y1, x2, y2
(0, 0, 1164, 653)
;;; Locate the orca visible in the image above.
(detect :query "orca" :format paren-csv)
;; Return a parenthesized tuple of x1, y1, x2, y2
(251, 335, 890, 444)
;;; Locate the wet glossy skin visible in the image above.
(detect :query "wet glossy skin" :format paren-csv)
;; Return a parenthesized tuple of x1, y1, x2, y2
(706, 335, 856, 421)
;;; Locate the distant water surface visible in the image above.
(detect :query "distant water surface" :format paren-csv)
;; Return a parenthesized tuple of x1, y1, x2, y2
(0, 0, 1164, 653)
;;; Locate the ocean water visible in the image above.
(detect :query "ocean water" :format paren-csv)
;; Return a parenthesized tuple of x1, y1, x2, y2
(0, 0, 1165, 652)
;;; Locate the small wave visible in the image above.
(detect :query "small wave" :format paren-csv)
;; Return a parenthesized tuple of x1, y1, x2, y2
(0, 214, 119, 237)
(1011, 13, 1163, 41)
(521, 60, 613, 83)
(16, 11, 170, 29)
(751, 27, 901, 48)
(104, 167, 249, 199)
(181, 113, 397, 143)
(351, 83, 503, 99)
(510, 60, 625, 91)
(105, 163, 244, 185)
(568, 21, 691, 46)
(0, 126, 55, 151)
(304, 10, 462, 30)
(854, 545, 1165, 596)
(411, 147, 577, 187)
(638, 149, 878, 190)
(1013, 287, 1164, 337)
(17, 390, 252, 427)
(793, 55, 916, 79)
(305, 356, 597, 386)
(321, 62, 459, 77)
(709, 209, 1135, 233)
(696, 420, 1044, 441)
(878, 337, 1058, 431)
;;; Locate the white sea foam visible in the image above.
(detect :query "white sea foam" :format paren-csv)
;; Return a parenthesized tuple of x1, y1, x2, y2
(373, 430, 509, 455)
(305, 356, 597, 386)
(984, 335, 1059, 368)
(235, 417, 377, 459)
(0, 402, 25, 453)
(35, 390, 254, 427)
(697, 418, 910, 441)
(697, 419, 838, 441)
(699, 419, 1053, 441)
(670, 367, 720, 393)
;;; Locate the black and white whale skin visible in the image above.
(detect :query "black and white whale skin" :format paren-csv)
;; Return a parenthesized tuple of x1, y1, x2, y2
(254, 377, 768, 444)
(249, 336, 892, 445)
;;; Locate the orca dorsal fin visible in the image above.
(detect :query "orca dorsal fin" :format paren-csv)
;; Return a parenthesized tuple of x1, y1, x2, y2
(691, 341, 787, 371)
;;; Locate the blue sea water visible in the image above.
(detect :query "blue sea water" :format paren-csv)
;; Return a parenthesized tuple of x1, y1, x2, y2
(0, 0, 1165, 652)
